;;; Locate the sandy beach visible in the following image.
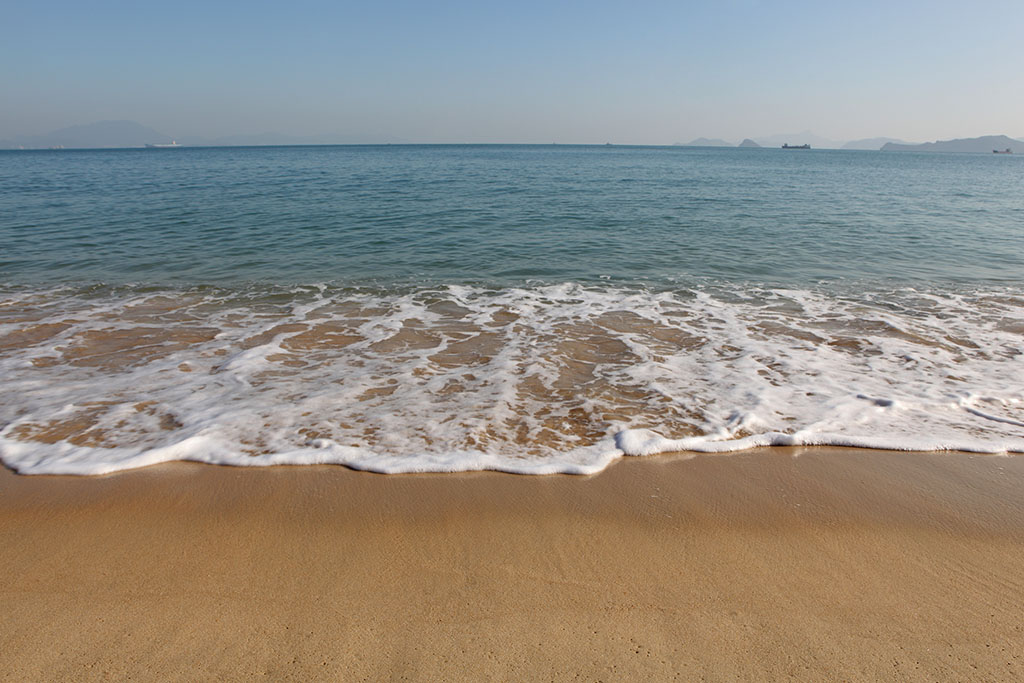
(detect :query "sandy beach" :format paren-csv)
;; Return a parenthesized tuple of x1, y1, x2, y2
(2, 448, 1023, 681)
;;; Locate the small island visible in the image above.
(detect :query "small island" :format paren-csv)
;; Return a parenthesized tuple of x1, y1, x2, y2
(882, 135, 1022, 154)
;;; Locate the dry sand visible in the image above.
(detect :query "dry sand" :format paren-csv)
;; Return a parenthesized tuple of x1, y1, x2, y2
(2, 448, 1023, 681)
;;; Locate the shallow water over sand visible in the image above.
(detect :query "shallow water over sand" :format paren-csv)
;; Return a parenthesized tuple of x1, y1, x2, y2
(2, 282, 1023, 474)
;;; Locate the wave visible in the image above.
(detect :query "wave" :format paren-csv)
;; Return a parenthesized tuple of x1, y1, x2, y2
(2, 281, 1023, 475)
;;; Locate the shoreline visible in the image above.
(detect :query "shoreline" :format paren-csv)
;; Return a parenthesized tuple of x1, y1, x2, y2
(2, 448, 1023, 680)
(5, 281, 1024, 477)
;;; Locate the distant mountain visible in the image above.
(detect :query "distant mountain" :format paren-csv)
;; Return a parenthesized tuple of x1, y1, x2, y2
(881, 135, 1024, 153)
(2, 120, 174, 149)
(883, 134, 1024, 153)
(737, 138, 761, 148)
(680, 137, 733, 147)
(841, 137, 912, 150)
(753, 131, 843, 149)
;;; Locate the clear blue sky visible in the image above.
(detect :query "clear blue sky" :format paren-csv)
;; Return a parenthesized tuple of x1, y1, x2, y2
(4, 0, 1023, 143)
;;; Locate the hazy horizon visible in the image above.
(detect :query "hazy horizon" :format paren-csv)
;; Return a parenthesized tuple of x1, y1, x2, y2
(8, 121, 1024, 149)
(4, 0, 1023, 145)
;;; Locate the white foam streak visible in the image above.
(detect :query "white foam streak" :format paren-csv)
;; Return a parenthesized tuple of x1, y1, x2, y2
(0, 434, 625, 476)
(2, 282, 1024, 475)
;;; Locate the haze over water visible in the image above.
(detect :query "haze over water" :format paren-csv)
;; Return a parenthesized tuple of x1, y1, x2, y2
(2, 145, 1023, 475)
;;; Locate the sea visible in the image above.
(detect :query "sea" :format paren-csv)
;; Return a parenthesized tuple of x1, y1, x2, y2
(1, 144, 1023, 475)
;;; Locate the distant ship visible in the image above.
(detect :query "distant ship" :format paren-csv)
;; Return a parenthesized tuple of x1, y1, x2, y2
(993, 148, 1013, 154)
(782, 143, 811, 149)
(145, 141, 182, 148)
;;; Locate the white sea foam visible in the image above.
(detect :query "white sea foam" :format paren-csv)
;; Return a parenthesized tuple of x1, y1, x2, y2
(1, 282, 1023, 475)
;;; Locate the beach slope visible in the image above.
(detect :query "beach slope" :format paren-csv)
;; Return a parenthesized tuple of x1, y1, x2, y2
(2, 448, 1023, 680)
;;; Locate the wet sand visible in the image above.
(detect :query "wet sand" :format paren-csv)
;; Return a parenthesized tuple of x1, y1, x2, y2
(2, 448, 1023, 681)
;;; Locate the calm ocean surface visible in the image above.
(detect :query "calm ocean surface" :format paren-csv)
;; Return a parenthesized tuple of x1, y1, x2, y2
(1, 145, 1023, 474)
(4, 144, 1024, 285)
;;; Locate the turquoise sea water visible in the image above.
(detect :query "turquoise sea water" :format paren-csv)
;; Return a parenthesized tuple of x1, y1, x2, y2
(1, 145, 1023, 475)
(3, 144, 1022, 286)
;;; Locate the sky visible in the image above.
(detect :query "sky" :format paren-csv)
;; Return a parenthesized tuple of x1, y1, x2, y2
(3, 0, 1024, 144)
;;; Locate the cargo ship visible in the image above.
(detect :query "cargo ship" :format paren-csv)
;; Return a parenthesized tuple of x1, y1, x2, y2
(782, 143, 811, 149)
(145, 141, 182, 148)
